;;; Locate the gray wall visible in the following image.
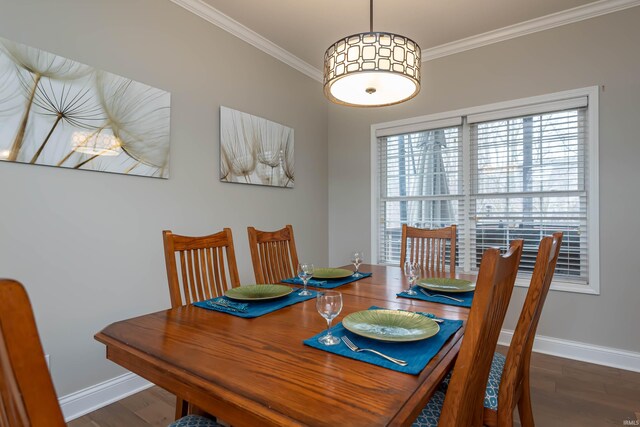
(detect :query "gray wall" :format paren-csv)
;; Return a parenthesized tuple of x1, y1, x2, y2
(0, 0, 328, 395)
(329, 7, 640, 353)
(2, 0, 638, 401)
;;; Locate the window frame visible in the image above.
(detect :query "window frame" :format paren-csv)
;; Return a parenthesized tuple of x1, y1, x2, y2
(371, 86, 600, 295)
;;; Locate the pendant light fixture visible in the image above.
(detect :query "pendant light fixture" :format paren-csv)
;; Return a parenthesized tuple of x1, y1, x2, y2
(323, 0, 421, 107)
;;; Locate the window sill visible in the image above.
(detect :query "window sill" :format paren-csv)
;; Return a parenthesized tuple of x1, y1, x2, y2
(514, 276, 599, 295)
(458, 272, 600, 295)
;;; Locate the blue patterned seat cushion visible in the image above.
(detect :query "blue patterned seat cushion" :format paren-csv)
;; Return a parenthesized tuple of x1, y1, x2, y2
(437, 351, 506, 410)
(168, 415, 222, 427)
(412, 390, 445, 427)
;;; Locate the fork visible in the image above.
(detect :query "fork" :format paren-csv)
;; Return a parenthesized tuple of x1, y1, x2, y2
(420, 288, 463, 303)
(341, 336, 408, 366)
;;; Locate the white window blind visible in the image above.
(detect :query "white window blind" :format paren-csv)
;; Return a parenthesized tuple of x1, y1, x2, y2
(373, 87, 598, 293)
(378, 125, 465, 266)
(470, 108, 589, 284)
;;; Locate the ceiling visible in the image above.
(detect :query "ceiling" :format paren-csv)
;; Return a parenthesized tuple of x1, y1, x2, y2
(201, 0, 599, 70)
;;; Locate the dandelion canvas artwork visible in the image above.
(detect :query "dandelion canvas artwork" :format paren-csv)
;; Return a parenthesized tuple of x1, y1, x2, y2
(0, 36, 171, 178)
(220, 106, 294, 188)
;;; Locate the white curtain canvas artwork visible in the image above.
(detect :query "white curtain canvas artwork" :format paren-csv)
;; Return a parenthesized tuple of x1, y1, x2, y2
(0, 36, 171, 178)
(220, 106, 294, 188)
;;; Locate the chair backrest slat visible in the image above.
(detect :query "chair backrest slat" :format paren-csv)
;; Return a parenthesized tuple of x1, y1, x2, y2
(259, 244, 269, 283)
(248, 225, 299, 284)
(438, 240, 523, 426)
(274, 242, 283, 280)
(218, 248, 229, 293)
(200, 248, 211, 301)
(210, 248, 218, 299)
(401, 224, 457, 275)
(277, 241, 288, 278)
(267, 242, 278, 281)
(0, 280, 66, 427)
(193, 249, 205, 300)
(163, 228, 240, 307)
(211, 247, 221, 298)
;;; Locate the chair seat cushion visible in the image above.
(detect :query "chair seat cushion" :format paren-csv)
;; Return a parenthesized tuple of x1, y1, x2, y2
(412, 390, 446, 427)
(437, 351, 506, 410)
(168, 415, 222, 427)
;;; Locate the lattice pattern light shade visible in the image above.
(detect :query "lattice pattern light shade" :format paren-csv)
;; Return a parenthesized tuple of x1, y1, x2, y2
(323, 32, 421, 107)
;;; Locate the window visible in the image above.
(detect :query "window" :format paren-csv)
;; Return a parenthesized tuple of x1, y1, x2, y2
(372, 87, 599, 294)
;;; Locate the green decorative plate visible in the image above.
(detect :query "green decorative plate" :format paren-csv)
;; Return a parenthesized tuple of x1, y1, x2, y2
(342, 309, 440, 342)
(312, 268, 354, 279)
(225, 284, 293, 301)
(417, 277, 475, 293)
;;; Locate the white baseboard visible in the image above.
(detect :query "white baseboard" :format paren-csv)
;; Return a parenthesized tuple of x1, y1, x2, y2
(499, 329, 640, 373)
(58, 333, 640, 421)
(59, 372, 153, 422)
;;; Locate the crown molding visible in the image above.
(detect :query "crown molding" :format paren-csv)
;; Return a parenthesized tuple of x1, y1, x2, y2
(169, 0, 323, 82)
(170, 0, 640, 82)
(421, 0, 640, 61)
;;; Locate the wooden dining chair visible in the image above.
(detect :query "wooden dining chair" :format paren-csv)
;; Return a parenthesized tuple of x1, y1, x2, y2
(412, 239, 523, 427)
(163, 228, 240, 420)
(247, 224, 299, 284)
(0, 279, 220, 427)
(483, 232, 563, 427)
(163, 228, 241, 308)
(400, 224, 457, 275)
(0, 279, 65, 427)
(433, 233, 563, 427)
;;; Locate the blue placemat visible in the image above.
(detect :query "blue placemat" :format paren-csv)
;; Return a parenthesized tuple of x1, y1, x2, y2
(282, 272, 372, 289)
(303, 306, 463, 375)
(193, 289, 317, 318)
(397, 286, 474, 308)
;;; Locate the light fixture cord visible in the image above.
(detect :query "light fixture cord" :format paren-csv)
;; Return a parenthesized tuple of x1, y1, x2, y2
(370, 0, 374, 32)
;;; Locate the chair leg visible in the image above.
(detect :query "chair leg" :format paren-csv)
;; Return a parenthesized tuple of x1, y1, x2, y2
(483, 407, 498, 426)
(175, 396, 189, 420)
(496, 407, 514, 427)
(517, 375, 535, 427)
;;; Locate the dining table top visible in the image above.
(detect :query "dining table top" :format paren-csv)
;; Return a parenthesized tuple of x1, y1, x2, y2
(95, 264, 474, 427)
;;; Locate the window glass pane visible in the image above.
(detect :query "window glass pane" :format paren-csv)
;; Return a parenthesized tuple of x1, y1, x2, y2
(379, 126, 462, 265)
(472, 195, 587, 280)
(474, 111, 584, 194)
(383, 128, 462, 199)
(471, 108, 588, 284)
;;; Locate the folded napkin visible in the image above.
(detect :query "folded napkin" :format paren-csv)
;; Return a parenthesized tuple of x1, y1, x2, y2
(397, 286, 474, 308)
(282, 272, 372, 289)
(283, 278, 328, 287)
(304, 306, 463, 375)
(203, 297, 249, 312)
(194, 289, 316, 318)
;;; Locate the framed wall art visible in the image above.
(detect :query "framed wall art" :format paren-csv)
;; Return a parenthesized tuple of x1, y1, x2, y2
(220, 106, 293, 188)
(0, 36, 171, 178)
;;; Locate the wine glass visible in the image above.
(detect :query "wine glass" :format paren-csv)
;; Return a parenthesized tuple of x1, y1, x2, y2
(316, 291, 343, 345)
(403, 261, 420, 296)
(297, 263, 314, 296)
(351, 251, 364, 277)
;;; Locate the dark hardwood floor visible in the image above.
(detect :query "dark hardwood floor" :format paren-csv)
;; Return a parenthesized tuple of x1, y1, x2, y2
(67, 386, 176, 427)
(68, 347, 640, 426)
(516, 348, 640, 426)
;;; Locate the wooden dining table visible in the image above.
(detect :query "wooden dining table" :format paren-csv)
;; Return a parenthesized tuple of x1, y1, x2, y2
(95, 264, 474, 426)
